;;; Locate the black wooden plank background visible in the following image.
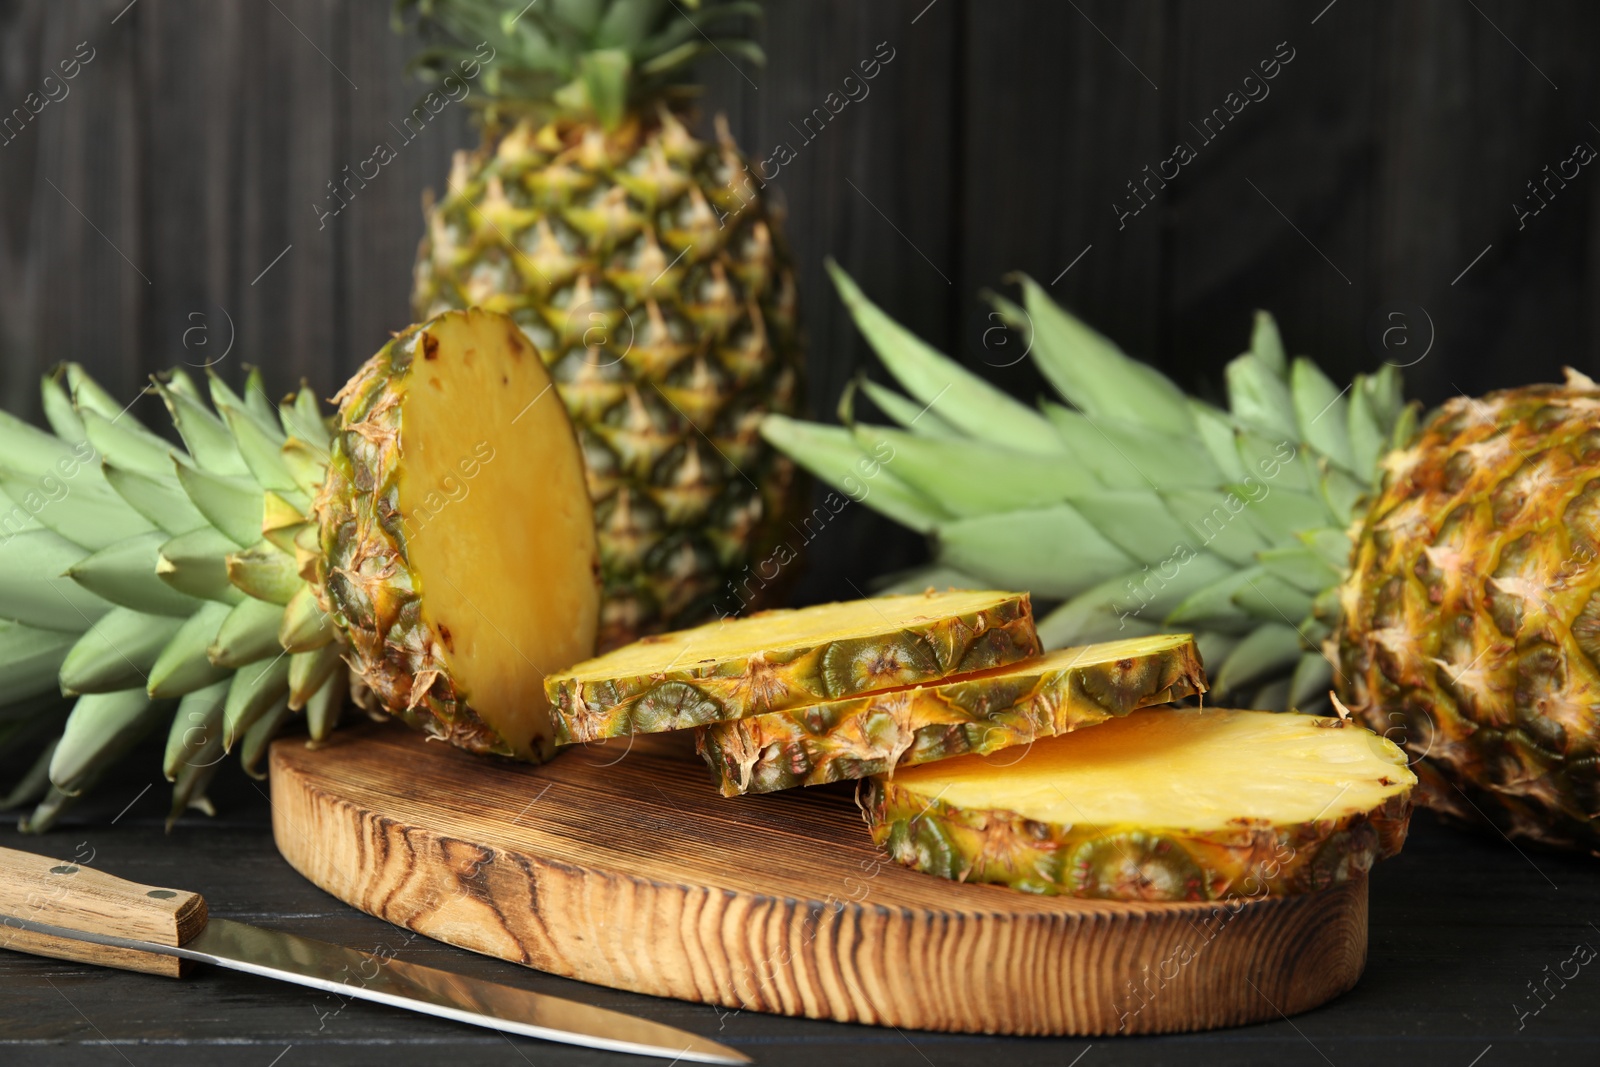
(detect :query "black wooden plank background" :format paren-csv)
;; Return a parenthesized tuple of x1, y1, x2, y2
(3, 0, 1599, 602)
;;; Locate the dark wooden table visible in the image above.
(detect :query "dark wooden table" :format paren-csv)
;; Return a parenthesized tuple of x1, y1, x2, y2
(1, 742, 1596, 1067)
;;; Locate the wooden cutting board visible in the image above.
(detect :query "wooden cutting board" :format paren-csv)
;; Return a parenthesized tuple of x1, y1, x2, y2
(269, 722, 1367, 1036)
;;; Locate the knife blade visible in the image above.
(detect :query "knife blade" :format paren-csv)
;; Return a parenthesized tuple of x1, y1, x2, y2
(0, 847, 748, 1064)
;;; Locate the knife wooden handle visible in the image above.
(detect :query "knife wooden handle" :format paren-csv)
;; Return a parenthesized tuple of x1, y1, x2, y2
(0, 845, 208, 977)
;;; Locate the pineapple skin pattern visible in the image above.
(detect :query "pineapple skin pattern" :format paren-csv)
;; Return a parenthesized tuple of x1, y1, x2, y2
(414, 112, 804, 652)
(548, 592, 1041, 744)
(863, 759, 1413, 901)
(697, 634, 1205, 796)
(1338, 380, 1600, 852)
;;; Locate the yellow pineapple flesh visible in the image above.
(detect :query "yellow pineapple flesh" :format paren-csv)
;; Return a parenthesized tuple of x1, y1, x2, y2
(864, 707, 1415, 899)
(315, 309, 601, 759)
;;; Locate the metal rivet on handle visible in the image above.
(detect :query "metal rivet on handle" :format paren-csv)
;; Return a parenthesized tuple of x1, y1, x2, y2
(146, 890, 177, 899)
(49, 865, 78, 875)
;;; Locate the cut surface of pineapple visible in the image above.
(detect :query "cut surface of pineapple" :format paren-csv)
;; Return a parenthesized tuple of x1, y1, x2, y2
(863, 707, 1415, 899)
(697, 633, 1204, 796)
(316, 309, 600, 760)
(546, 589, 1039, 744)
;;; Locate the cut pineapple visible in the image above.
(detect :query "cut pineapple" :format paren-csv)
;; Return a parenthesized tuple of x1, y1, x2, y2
(862, 707, 1415, 899)
(697, 633, 1204, 796)
(546, 589, 1039, 743)
(315, 309, 601, 759)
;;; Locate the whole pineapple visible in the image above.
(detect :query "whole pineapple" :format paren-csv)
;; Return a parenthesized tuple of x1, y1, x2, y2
(401, 0, 804, 650)
(767, 262, 1600, 854)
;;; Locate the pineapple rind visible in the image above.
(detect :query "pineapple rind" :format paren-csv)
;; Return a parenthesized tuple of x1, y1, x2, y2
(548, 590, 1040, 744)
(862, 711, 1415, 900)
(1337, 379, 1600, 853)
(696, 633, 1205, 796)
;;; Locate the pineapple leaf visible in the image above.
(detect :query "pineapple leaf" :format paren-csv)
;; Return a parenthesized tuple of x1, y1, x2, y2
(852, 378, 961, 439)
(1038, 552, 1235, 648)
(208, 597, 286, 669)
(1290, 357, 1356, 473)
(759, 415, 948, 534)
(1318, 460, 1368, 523)
(222, 655, 291, 752)
(1166, 568, 1260, 630)
(1043, 405, 1220, 489)
(1189, 402, 1247, 482)
(103, 462, 209, 536)
(0, 407, 82, 478)
(1068, 489, 1195, 565)
(174, 462, 263, 548)
(1250, 311, 1288, 376)
(157, 527, 246, 606)
(935, 504, 1136, 599)
(0, 469, 157, 552)
(1289, 651, 1335, 709)
(240, 696, 296, 779)
(1255, 544, 1340, 596)
(1225, 352, 1297, 441)
(67, 532, 204, 618)
(50, 689, 166, 796)
(827, 261, 1061, 455)
(1011, 275, 1195, 433)
(1301, 526, 1353, 572)
(148, 603, 233, 700)
(155, 381, 249, 477)
(848, 423, 1099, 519)
(1232, 572, 1314, 626)
(1215, 623, 1302, 695)
(0, 621, 78, 700)
(40, 371, 86, 445)
(1161, 488, 1272, 567)
(65, 365, 138, 427)
(163, 679, 228, 779)
(1236, 487, 1331, 547)
(288, 645, 341, 711)
(0, 530, 114, 632)
(1346, 380, 1386, 478)
(79, 408, 175, 479)
(59, 610, 183, 696)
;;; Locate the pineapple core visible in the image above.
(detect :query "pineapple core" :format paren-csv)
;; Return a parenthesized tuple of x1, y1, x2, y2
(894, 707, 1416, 830)
(395, 313, 599, 757)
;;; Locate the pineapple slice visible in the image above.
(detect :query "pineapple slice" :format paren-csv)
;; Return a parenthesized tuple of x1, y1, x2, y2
(863, 707, 1416, 899)
(545, 589, 1039, 743)
(315, 309, 601, 760)
(698, 633, 1204, 796)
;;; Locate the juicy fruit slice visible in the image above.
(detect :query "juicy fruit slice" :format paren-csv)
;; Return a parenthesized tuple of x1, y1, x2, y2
(314, 309, 600, 759)
(862, 707, 1415, 899)
(697, 633, 1205, 796)
(546, 589, 1039, 744)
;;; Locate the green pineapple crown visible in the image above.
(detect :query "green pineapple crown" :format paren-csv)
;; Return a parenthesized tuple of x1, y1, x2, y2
(763, 260, 1420, 713)
(0, 364, 344, 832)
(393, 0, 764, 129)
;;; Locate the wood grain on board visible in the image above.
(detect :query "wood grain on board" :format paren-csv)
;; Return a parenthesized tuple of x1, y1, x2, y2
(270, 722, 1367, 1035)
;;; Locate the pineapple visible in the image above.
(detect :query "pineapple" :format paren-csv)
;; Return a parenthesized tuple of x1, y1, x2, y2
(0, 309, 600, 829)
(545, 588, 1040, 744)
(767, 262, 1600, 854)
(400, 0, 804, 652)
(697, 632, 1204, 796)
(862, 707, 1415, 899)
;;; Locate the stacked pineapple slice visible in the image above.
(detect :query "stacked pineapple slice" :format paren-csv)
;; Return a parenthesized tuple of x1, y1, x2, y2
(546, 589, 1417, 900)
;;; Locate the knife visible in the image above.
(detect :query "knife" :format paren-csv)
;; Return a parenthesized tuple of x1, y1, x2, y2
(0, 845, 748, 1064)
